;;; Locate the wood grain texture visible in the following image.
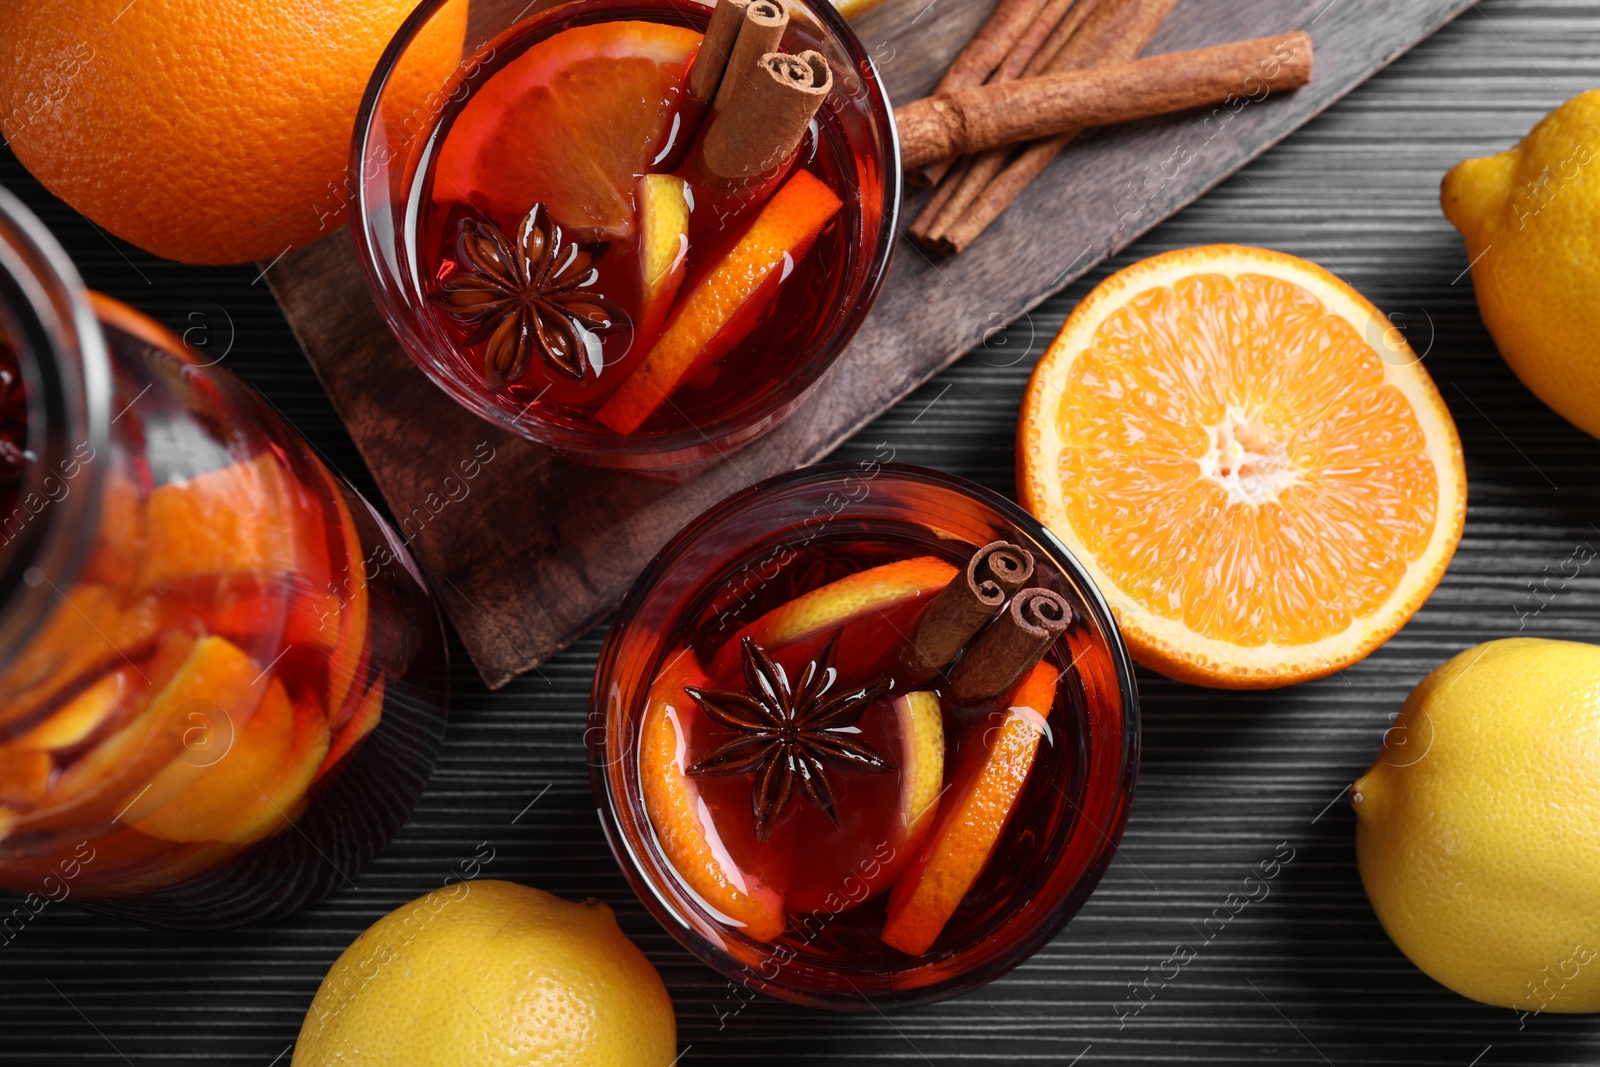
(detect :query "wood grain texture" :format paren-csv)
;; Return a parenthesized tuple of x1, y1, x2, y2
(5, 1, 1600, 1064)
(267, 0, 1475, 690)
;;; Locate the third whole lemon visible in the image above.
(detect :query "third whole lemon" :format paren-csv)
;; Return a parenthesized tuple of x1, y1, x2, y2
(292, 880, 676, 1066)
(1353, 638, 1600, 1012)
(1443, 89, 1600, 438)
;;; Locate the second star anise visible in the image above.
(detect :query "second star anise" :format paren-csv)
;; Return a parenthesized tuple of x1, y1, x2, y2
(430, 203, 626, 387)
(685, 631, 892, 841)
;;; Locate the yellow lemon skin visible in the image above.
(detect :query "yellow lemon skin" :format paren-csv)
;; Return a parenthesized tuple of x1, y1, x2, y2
(1353, 638, 1600, 1012)
(292, 881, 677, 1067)
(1442, 90, 1600, 437)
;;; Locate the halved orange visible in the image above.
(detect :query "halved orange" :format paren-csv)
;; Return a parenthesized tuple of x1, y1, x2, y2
(433, 21, 701, 240)
(639, 648, 785, 942)
(1019, 246, 1467, 688)
(881, 663, 1056, 956)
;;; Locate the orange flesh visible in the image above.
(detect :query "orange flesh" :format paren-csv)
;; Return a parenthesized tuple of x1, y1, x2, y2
(1052, 271, 1438, 647)
(708, 555, 956, 678)
(881, 662, 1057, 956)
(432, 21, 700, 240)
(639, 649, 786, 942)
(596, 169, 844, 435)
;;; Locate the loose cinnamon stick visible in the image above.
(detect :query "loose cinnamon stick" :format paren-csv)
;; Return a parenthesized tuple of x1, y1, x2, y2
(947, 587, 1072, 706)
(689, 0, 754, 108)
(920, 0, 1103, 189)
(701, 50, 832, 187)
(931, 0, 1049, 97)
(903, 542, 1035, 681)
(713, 0, 790, 111)
(912, 0, 1167, 244)
(910, 0, 1050, 186)
(896, 32, 1313, 169)
(1018, 0, 1105, 77)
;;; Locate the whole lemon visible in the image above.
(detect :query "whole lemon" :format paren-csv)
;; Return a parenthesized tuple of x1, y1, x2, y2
(1442, 90, 1600, 437)
(1353, 638, 1600, 1013)
(293, 881, 677, 1066)
(0, 0, 467, 265)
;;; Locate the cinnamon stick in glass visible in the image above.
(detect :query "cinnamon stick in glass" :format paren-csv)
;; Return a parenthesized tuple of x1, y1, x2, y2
(903, 541, 1035, 681)
(700, 50, 832, 188)
(897, 32, 1313, 170)
(713, 0, 790, 111)
(688, 0, 754, 108)
(947, 587, 1071, 706)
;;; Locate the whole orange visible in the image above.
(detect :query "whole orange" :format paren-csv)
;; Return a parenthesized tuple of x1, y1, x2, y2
(0, 0, 467, 265)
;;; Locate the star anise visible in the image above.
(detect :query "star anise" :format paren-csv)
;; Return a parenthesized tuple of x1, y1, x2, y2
(429, 203, 626, 387)
(685, 631, 892, 841)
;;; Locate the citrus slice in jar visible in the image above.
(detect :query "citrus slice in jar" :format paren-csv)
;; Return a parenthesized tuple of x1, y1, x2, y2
(433, 21, 701, 241)
(639, 649, 786, 942)
(1018, 245, 1467, 688)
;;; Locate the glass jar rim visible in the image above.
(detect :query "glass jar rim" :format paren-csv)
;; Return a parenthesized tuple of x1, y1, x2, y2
(0, 185, 111, 671)
(348, 0, 904, 467)
(589, 461, 1142, 1008)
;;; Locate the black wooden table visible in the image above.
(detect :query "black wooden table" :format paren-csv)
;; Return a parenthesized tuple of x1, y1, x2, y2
(4, 0, 1600, 1062)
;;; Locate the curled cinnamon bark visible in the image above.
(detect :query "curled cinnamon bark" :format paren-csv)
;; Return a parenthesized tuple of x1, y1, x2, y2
(700, 49, 832, 187)
(688, 0, 755, 107)
(903, 541, 1035, 681)
(714, 0, 790, 111)
(946, 587, 1071, 705)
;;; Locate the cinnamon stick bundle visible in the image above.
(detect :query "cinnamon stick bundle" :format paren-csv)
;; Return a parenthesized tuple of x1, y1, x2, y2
(896, 32, 1313, 169)
(909, 0, 1049, 185)
(919, 0, 1105, 188)
(913, 0, 1177, 251)
(903, 541, 1035, 681)
(947, 587, 1071, 706)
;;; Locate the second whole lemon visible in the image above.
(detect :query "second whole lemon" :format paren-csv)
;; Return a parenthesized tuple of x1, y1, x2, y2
(292, 880, 677, 1066)
(1443, 90, 1600, 438)
(1353, 638, 1600, 1013)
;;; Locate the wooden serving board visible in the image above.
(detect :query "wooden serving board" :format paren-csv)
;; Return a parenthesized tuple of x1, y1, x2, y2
(269, 0, 1477, 689)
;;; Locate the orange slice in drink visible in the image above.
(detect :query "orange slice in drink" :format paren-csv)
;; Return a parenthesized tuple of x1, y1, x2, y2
(137, 455, 296, 592)
(882, 663, 1056, 956)
(1019, 245, 1467, 688)
(0, 749, 51, 809)
(317, 676, 385, 782)
(640, 648, 785, 942)
(316, 464, 370, 722)
(15, 669, 132, 751)
(707, 556, 956, 678)
(893, 690, 945, 850)
(433, 21, 700, 240)
(634, 174, 692, 351)
(50, 633, 252, 814)
(596, 169, 844, 435)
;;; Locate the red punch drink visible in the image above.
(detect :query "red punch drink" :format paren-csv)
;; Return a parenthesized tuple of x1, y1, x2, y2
(591, 466, 1139, 1008)
(354, 0, 898, 469)
(0, 193, 449, 928)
